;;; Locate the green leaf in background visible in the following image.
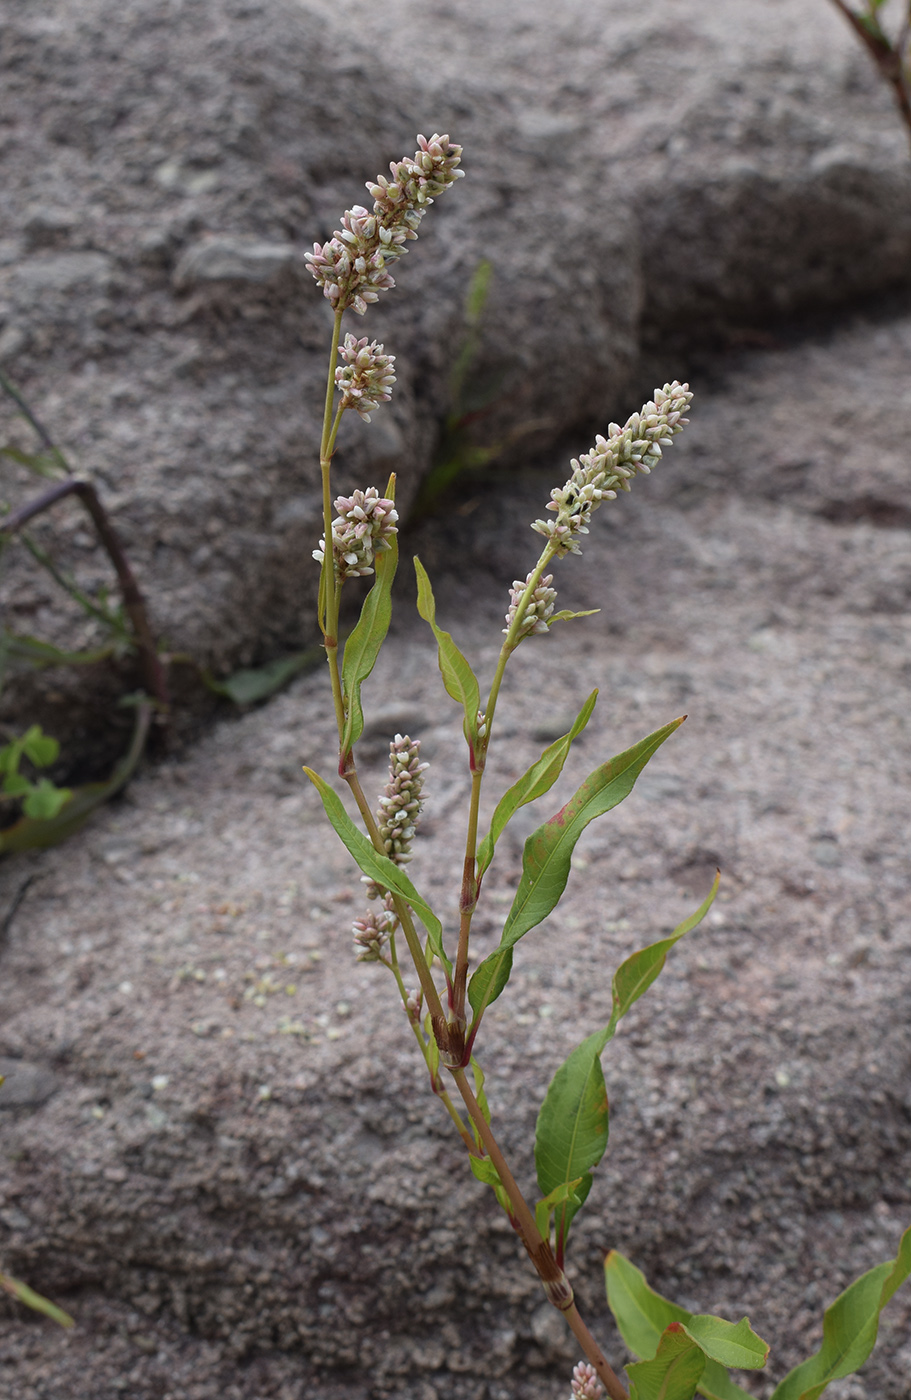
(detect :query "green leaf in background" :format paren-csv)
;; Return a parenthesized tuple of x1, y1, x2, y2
(0, 631, 116, 671)
(21, 726, 59, 768)
(468, 718, 684, 1024)
(341, 481, 399, 753)
(0, 723, 60, 776)
(0, 702, 150, 855)
(605, 1251, 767, 1400)
(203, 648, 321, 706)
(2, 774, 31, 797)
(414, 556, 482, 751)
(476, 689, 598, 877)
(0, 444, 68, 480)
(627, 1323, 706, 1400)
(303, 766, 451, 976)
(0, 1272, 74, 1328)
(22, 777, 72, 820)
(770, 1222, 911, 1400)
(534, 874, 719, 1259)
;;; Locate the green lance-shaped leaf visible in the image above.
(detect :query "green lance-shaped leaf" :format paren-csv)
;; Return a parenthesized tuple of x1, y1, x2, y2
(535, 874, 719, 1256)
(0, 1272, 74, 1328)
(0, 444, 68, 480)
(628, 1323, 706, 1400)
(476, 689, 598, 877)
(341, 477, 399, 753)
(414, 557, 481, 751)
(468, 718, 684, 1023)
(605, 1251, 768, 1400)
(534, 1025, 606, 1254)
(770, 1222, 911, 1400)
(303, 766, 451, 977)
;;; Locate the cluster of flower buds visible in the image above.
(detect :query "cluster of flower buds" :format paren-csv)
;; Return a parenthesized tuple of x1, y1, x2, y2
(313, 487, 399, 581)
(362, 734, 428, 902)
(305, 133, 464, 315)
(375, 734, 428, 863)
(352, 897, 398, 962)
(569, 1361, 604, 1400)
(503, 571, 558, 638)
(335, 334, 396, 421)
(532, 382, 693, 557)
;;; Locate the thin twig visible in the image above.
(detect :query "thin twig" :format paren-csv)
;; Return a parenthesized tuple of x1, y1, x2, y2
(2, 478, 168, 714)
(0, 874, 37, 954)
(829, 0, 911, 141)
(0, 371, 68, 471)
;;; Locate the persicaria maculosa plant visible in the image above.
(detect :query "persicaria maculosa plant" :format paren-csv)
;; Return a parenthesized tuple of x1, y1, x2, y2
(304, 134, 911, 1399)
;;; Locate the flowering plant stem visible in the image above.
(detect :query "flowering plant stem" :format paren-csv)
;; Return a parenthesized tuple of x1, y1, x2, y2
(303, 134, 910, 1400)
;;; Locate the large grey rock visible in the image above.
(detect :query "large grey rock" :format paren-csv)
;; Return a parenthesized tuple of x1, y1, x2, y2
(1, 0, 910, 773)
(172, 238, 302, 289)
(0, 315, 910, 1397)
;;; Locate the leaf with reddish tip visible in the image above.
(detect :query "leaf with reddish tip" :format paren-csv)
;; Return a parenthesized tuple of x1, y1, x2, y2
(605, 1251, 766, 1400)
(627, 1323, 705, 1400)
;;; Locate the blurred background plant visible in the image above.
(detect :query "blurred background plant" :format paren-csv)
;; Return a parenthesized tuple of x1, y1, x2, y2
(829, 0, 911, 140)
(0, 372, 319, 853)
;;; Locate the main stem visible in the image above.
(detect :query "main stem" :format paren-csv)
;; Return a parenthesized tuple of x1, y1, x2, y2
(319, 309, 346, 735)
(312, 309, 627, 1397)
(450, 1067, 629, 1400)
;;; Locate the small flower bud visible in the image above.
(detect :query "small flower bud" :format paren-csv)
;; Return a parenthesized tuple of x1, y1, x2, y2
(335, 334, 396, 421)
(503, 572, 557, 639)
(570, 1361, 605, 1400)
(375, 735, 428, 864)
(352, 906, 397, 962)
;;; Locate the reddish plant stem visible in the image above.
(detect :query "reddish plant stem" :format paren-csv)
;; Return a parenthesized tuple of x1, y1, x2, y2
(829, 0, 911, 141)
(450, 1067, 629, 1400)
(2, 478, 168, 715)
